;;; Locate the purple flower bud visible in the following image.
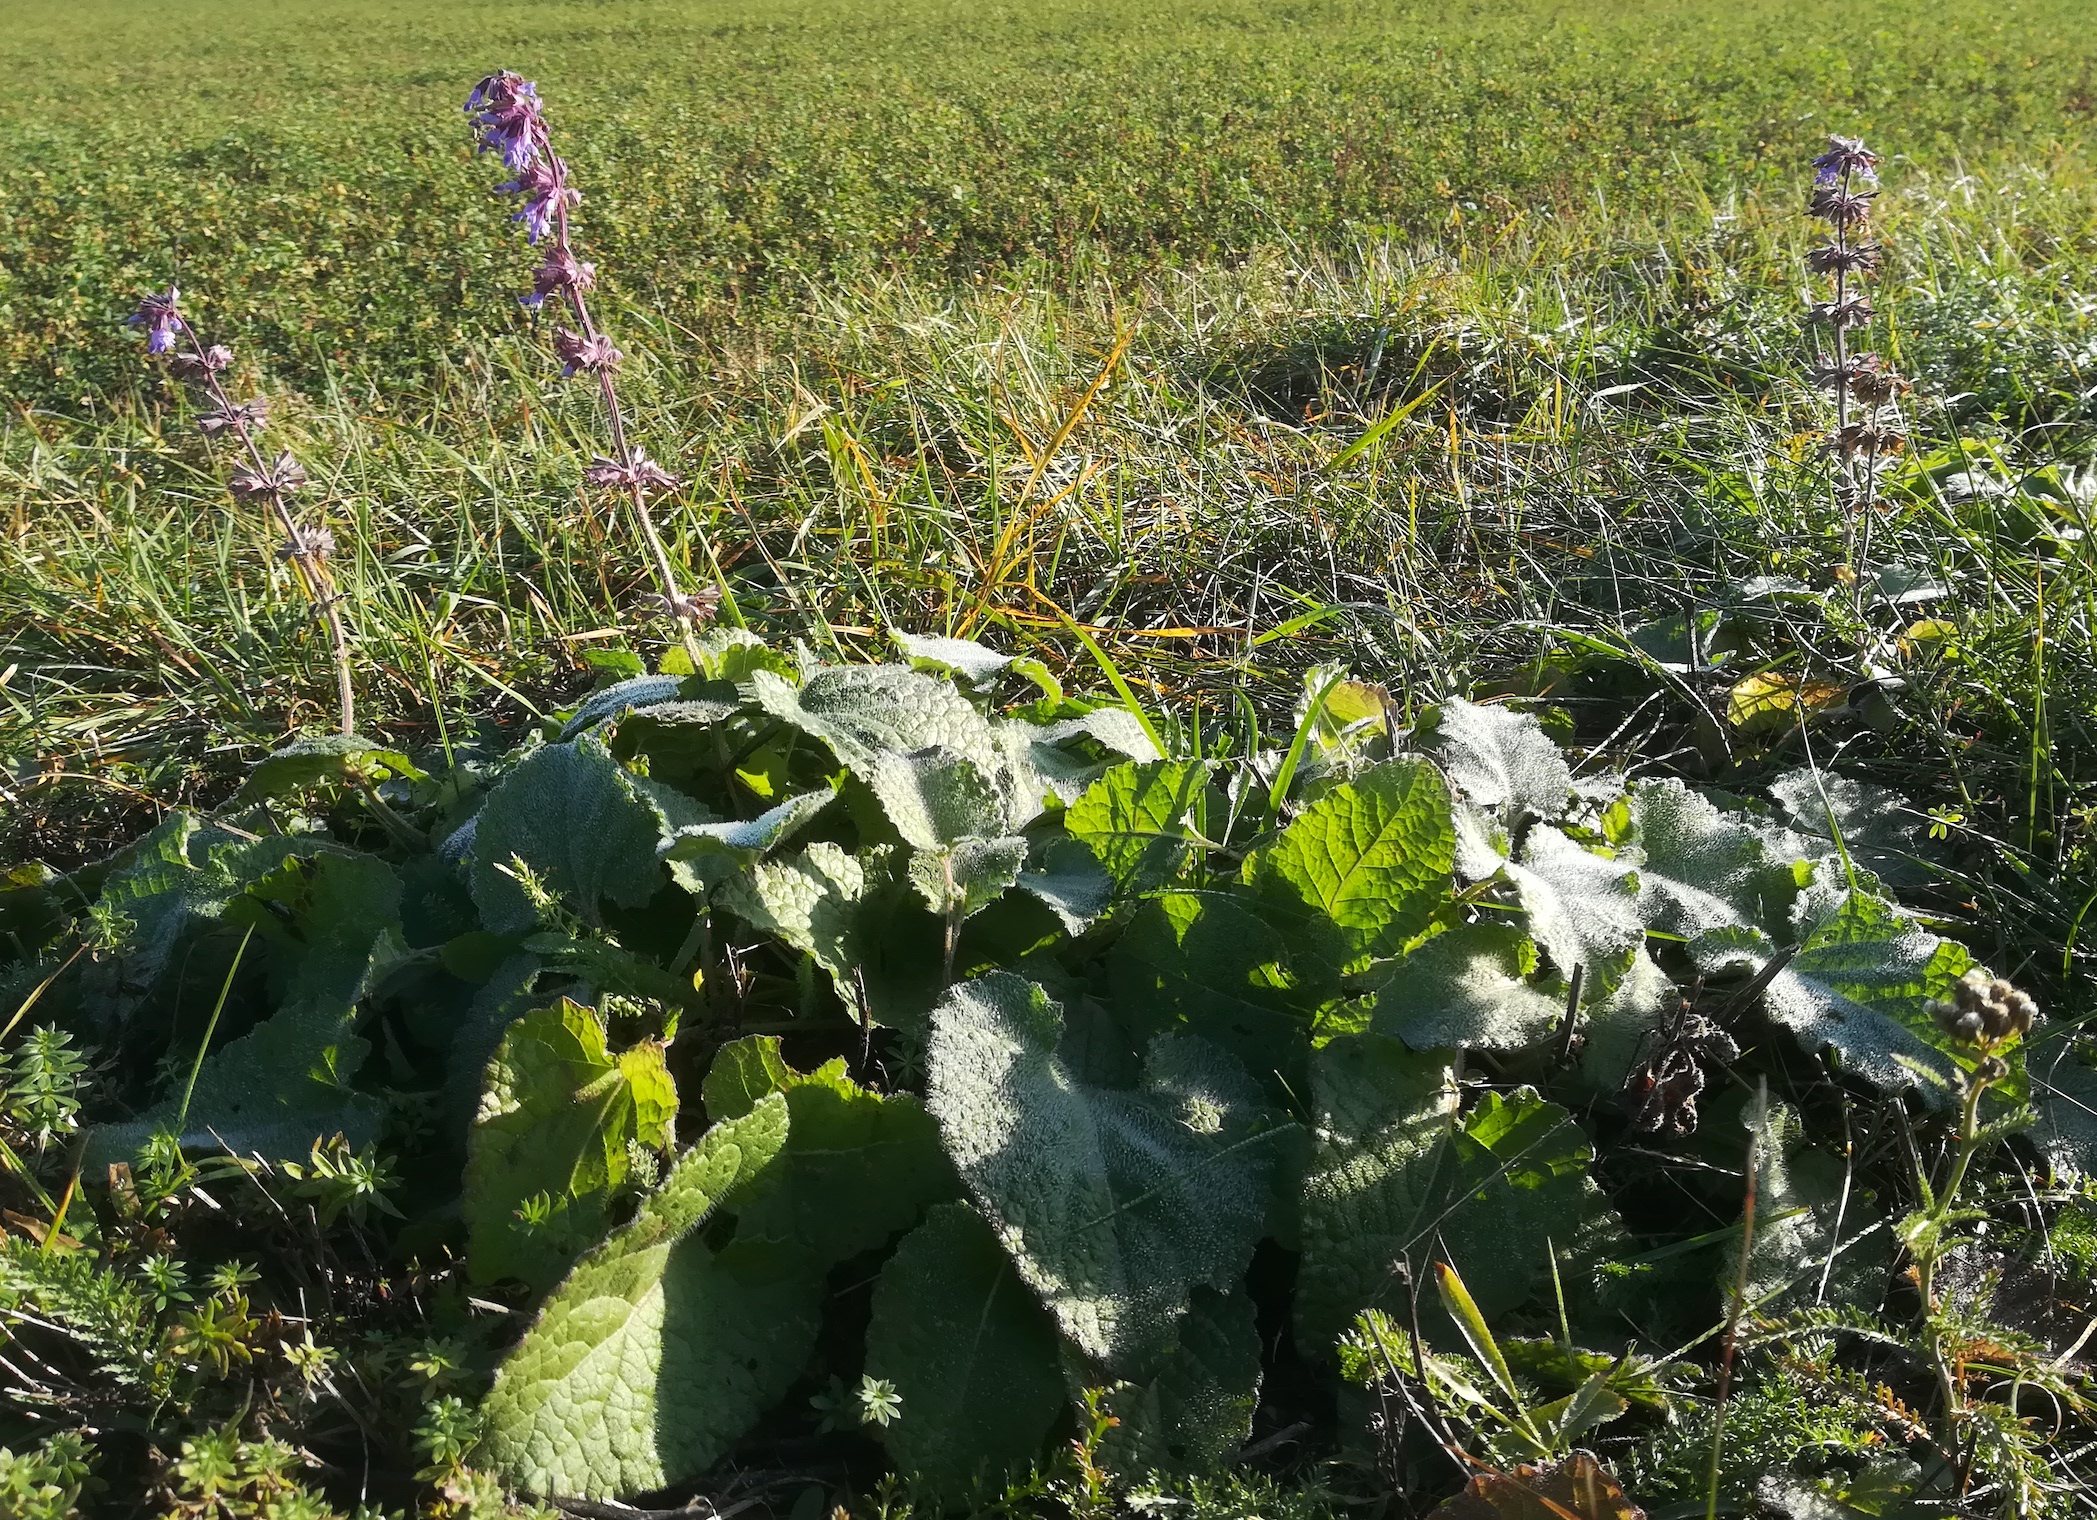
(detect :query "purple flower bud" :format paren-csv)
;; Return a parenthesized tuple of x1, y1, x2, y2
(554, 329, 621, 377)
(523, 249, 597, 307)
(1812, 135, 1879, 187)
(200, 397, 270, 438)
(127, 287, 183, 354)
(230, 450, 309, 501)
(584, 450, 680, 494)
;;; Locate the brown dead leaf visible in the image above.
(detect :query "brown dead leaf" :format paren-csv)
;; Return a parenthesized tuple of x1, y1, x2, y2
(1429, 1452, 1645, 1520)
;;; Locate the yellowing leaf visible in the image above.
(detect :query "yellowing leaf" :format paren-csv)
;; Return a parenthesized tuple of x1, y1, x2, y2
(1429, 1452, 1646, 1520)
(1725, 671, 1844, 734)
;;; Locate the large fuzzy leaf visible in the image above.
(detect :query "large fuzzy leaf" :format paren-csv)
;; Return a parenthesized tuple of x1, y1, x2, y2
(868, 746, 1010, 849)
(1243, 757, 1455, 972)
(1098, 1286, 1263, 1475)
(1504, 824, 1642, 993)
(233, 733, 422, 802)
(463, 1000, 678, 1292)
(1108, 890, 1334, 1095)
(2031, 1032, 2097, 1180)
(1415, 699, 1573, 819)
(479, 1096, 821, 1500)
(470, 735, 702, 934)
(926, 972, 1285, 1372)
(661, 788, 836, 894)
(1630, 779, 1807, 943)
(750, 663, 1003, 781)
(1716, 893, 1976, 1101)
(1370, 922, 1564, 1052)
(1730, 1099, 1888, 1312)
(88, 852, 407, 1164)
(863, 1201, 1066, 1493)
(1065, 760, 1213, 894)
(1769, 768, 1942, 887)
(701, 1036, 956, 1263)
(1296, 1034, 1618, 1350)
(716, 841, 884, 987)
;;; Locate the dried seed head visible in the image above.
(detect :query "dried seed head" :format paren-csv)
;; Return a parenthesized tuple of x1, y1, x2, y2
(1806, 240, 1883, 277)
(1808, 294, 1876, 330)
(582, 450, 680, 494)
(1808, 184, 1877, 228)
(277, 523, 336, 563)
(1827, 421, 1908, 458)
(199, 397, 270, 438)
(230, 451, 309, 501)
(554, 329, 621, 377)
(1927, 971, 2040, 1048)
(653, 587, 723, 626)
(1813, 354, 1909, 408)
(168, 344, 233, 382)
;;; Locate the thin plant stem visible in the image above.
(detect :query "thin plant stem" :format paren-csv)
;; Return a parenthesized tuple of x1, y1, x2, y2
(175, 319, 357, 734)
(176, 923, 257, 1135)
(1705, 1078, 1765, 1520)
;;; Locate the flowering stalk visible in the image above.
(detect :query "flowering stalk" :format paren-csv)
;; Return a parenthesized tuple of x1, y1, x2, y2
(127, 288, 356, 735)
(465, 71, 717, 655)
(1804, 136, 1909, 606)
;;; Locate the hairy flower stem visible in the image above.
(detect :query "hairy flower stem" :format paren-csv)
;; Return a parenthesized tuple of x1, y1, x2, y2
(1915, 1064, 1999, 1464)
(175, 321, 356, 734)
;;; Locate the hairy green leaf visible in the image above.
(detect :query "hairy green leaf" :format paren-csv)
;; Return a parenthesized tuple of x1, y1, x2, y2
(716, 840, 883, 987)
(926, 972, 1285, 1371)
(89, 852, 406, 1163)
(469, 735, 702, 934)
(1370, 922, 1564, 1052)
(869, 747, 1010, 850)
(863, 1201, 1066, 1492)
(1769, 768, 1942, 887)
(750, 663, 1002, 780)
(1416, 699, 1573, 819)
(907, 835, 1029, 921)
(661, 787, 836, 894)
(1243, 757, 1455, 971)
(233, 733, 423, 802)
(1630, 779, 1807, 943)
(479, 1095, 819, 1500)
(463, 1000, 677, 1292)
(1504, 824, 1641, 993)
(1098, 1287, 1263, 1475)
(1297, 1035, 1617, 1350)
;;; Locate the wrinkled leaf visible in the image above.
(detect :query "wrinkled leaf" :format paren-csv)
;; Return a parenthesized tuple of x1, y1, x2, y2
(1371, 922, 1565, 1053)
(1416, 699, 1572, 819)
(1066, 760, 1212, 894)
(1630, 779, 1807, 944)
(1505, 825, 1642, 994)
(661, 788, 835, 894)
(927, 972, 1285, 1371)
(751, 664, 1002, 781)
(1099, 1287, 1263, 1474)
(463, 1000, 677, 1292)
(234, 733, 423, 802)
(479, 1096, 820, 1499)
(1243, 757, 1455, 972)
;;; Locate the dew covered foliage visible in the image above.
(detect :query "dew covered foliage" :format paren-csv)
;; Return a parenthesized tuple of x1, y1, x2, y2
(4, 638, 2095, 1515)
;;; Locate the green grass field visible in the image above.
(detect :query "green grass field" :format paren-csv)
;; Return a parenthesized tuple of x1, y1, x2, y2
(8, 2, 2097, 1515)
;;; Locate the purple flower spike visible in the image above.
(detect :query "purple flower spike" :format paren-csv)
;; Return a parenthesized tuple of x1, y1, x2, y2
(501, 160, 582, 244)
(127, 287, 183, 354)
(468, 71, 547, 170)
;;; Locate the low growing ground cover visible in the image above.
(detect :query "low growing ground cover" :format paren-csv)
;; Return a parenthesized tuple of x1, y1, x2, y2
(5, 0, 2097, 1515)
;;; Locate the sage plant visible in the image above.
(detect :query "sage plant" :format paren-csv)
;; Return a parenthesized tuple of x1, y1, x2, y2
(126, 288, 357, 734)
(465, 71, 717, 647)
(1804, 136, 1908, 594)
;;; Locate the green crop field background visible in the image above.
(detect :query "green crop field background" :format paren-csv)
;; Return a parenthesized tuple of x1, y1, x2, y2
(4, 0, 2094, 405)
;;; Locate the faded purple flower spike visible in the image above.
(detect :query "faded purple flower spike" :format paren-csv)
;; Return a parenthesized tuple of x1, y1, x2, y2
(584, 450, 680, 493)
(525, 248, 596, 307)
(199, 396, 270, 437)
(230, 450, 309, 502)
(1812, 135, 1878, 186)
(554, 329, 621, 377)
(128, 287, 182, 354)
(1808, 294, 1876, 329)
(653, 587, 723, 625)
(277, 523, 337, 563)
(169, 344, 234, 382)
(1806, 241, 1882, 277)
